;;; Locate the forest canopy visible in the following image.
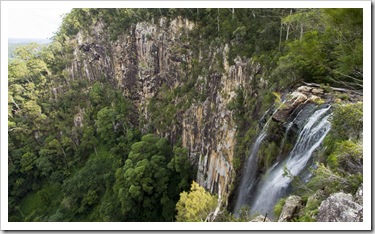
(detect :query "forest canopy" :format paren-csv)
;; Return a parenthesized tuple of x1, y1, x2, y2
(8, 8, 363, 222)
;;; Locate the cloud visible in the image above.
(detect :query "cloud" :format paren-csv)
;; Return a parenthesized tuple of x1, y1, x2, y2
(8, 8, 71, 39)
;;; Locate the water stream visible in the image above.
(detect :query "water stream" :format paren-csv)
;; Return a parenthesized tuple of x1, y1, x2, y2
(233, 111, 273, 213)
(249, 106, 331, 218)
(234, 105, 332, 219)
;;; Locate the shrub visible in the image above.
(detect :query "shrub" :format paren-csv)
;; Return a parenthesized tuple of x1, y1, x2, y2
(330, 102, 363, 141)
(273, 198, 286, 219)
(175, 181, 217, 222)
(327, 140, 362, 174)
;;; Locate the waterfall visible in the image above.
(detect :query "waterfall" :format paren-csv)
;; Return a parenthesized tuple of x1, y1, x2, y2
(233, 110, 274, 214)
(249, 105, 332, 218)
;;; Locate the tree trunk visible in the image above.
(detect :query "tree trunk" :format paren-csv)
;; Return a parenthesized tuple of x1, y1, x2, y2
(285, 9, 292, 41)
(278, 19, 283, 51)
(230, 8, 235, 20)
(217, 9, 220, 36)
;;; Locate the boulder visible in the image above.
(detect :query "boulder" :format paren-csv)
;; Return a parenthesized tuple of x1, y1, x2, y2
(297, 86, 312, 93)
(317, 192, 363, 222)
(311, 88, 324, 95)
(278, 195, 302, 222)
(250, 215, 271, 222)
(307, 95, 323, 103)
(290, 91, 308, 104)
(272, 92, 307, 123)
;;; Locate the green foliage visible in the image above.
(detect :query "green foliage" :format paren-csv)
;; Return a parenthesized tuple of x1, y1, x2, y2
(8, 7, 363, 223)
(327, 140, 362, 173)
(287, 101, 364, 221)
(273, 198, 286, 219)
(272, 8, 363, 89)
(62, 151, 113, 216)
(168, 147, 191, 191)
(175, 181, 217, 222)
(282, 166, 313, 196)
(330, 102, 363, 141)
(263, 142, 279, 169)
(336, 93, 349, 101)
(273, 30, 330, 86)
(307, 163, 362, 196)
(113, 134, 191, 221)
(296, 193, 323, 222)
(258, 141, 279, 169)
(95, 107, 116, 144)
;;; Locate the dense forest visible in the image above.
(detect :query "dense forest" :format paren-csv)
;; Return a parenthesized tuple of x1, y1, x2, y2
(8, 8, 363, 222)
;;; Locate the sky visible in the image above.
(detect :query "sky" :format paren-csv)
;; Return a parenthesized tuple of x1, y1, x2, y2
(8, 8, 72, 39)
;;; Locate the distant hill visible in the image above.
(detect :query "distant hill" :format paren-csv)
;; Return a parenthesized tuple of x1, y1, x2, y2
(8, 38, 51, 58)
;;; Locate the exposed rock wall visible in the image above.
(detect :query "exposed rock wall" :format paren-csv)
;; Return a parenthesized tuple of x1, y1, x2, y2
(67, 17, 265, 200)
(181, 57, 263, 199)
(278, 195, 302, 222)
(317, 192, 363, 222)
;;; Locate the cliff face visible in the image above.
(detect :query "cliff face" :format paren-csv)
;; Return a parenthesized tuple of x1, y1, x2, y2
(67, 17, 264, 199)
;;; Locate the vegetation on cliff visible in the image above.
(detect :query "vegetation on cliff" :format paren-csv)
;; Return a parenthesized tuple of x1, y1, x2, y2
(8, 8, 363, 222)
(275, 102, 363, 222)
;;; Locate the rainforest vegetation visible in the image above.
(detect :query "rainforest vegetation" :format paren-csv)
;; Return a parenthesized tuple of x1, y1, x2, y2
(8, 8, 363, 222)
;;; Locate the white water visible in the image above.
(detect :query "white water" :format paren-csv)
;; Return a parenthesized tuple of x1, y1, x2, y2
(233, 114, 273, 213)
(233, 104, 288, 214)
(233, 127, 267, 213)
(249, 106, 332, 217)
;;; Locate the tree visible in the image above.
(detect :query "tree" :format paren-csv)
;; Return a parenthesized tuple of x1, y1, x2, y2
(61, 155, 113, 215)
(168, 147, 191, 191)
(113, 134, 191, 221)
(95, 106, 116, 144)
(114, 135, 171, 221)
(272, 8, 363, 90)
(175, 181, 217, 222)
(323, 8, 363, 88)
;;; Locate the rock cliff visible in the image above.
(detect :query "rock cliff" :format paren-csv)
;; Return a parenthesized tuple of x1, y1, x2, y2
(66, 17, 264, 200)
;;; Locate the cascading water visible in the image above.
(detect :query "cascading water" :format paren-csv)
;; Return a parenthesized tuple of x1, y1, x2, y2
(233, 106, 278, 214)
(249, 105, 332, 218)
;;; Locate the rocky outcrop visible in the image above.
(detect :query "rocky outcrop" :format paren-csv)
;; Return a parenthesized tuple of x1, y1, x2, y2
(317, 192, 363, 222)
(272, 85, 328, 123)
(183, 57, 262, 199)
(277, 195, 302, 222)
(355, 184, 363, 205)
(68, 17, 265, 201)
(272, 91, 307, 123)
(251, 215, 271, 222)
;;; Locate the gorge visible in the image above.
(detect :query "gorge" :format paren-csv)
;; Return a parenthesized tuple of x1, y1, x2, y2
(8, 8, 364, 223)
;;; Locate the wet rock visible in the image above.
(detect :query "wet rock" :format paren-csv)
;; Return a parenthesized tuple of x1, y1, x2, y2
(278, 195, 302, 222)
(317, 192, 363, 222)
(272, 92, 307, 123)
(251, 215, 271, 222)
